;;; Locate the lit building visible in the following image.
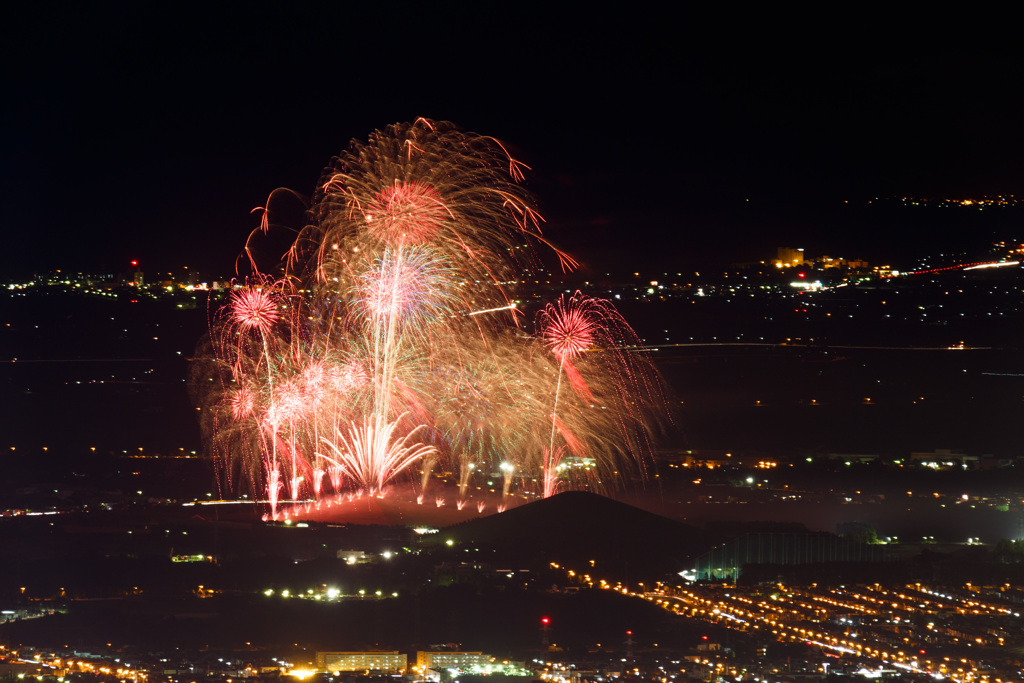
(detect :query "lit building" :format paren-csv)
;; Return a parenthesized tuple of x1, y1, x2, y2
(773, 247, 807, 268)
(416, 651, 492, 670)
(316, 651, 406, 673)
(336, 549, 370, 564)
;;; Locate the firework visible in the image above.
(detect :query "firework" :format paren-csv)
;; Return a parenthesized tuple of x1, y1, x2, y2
(318, 416, 436, 496)
(357, 246, 455, 325)
(365, 181, 451, 246)
(540, 295, 598, 362)
(192, 119, 664, 516)
(230, 286, 280, 335)
(541, 447, 567, 499)
(229, 388, 256, 420)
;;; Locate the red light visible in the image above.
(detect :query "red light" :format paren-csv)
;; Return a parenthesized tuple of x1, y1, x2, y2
(130, 260, 138, 267)
(541, 617, 550, 625)
(797, 272, 806, 278)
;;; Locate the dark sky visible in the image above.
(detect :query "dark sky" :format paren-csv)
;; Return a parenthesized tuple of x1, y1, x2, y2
(3, 4, 1023, 277)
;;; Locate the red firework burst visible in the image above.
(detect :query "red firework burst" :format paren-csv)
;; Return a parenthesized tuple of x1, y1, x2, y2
(539, 293, 599, 362)
(229, 387, 256, 420)
(230, 287, 280, 335)
(365, 181, 450, 245)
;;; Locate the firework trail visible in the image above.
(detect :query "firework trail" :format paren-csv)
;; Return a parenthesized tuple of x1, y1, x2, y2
(500, 462, 515, 499)
(267, 464, 283, 518)
(192, 119, 664, 515)
(542, 447, 567, 499)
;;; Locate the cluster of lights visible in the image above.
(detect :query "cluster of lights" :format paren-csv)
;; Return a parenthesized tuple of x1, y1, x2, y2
(262, 586, 399, 601)
(549, 560, 1021, 681)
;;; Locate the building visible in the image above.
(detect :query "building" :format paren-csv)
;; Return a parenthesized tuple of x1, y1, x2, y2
(909, 449, 976, 470)
(316, 651, 406, 674)
(336, 549, 370, 564)
(416, 652, 492, 671)
(773, 247, 806, 268)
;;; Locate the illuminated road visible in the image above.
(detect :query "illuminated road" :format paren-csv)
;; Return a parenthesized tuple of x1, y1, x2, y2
(551, 562, 1023, 681)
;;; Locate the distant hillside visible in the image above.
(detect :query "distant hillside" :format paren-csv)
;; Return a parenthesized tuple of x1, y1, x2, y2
(437, 491, 708, 581)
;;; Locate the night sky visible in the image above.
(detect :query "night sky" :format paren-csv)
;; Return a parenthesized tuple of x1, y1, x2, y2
(4, 5, 1023, 278)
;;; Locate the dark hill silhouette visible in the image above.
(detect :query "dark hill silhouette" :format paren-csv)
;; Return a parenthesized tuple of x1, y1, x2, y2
(437, 491, 708, 581)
